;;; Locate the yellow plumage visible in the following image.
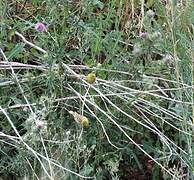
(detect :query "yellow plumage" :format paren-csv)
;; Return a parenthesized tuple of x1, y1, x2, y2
(80, 117, 89, 127)
(86, 72, 96, 84)
(69, 111, 89, 127)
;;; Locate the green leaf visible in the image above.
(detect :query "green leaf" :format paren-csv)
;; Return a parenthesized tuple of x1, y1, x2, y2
(80, 164, 93, 176)
(92, 0, 104, 10)
(146, 0, 154, 8)
(7, 43, 25, 60)
(85, 58, 96, 67)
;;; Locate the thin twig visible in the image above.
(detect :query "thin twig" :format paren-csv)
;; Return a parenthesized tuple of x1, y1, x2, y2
(14, 30, 47, 54)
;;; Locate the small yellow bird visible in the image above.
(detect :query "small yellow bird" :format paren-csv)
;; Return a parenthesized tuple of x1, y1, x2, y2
(69, 111, 89, 127)
(85, 72, 96, 84)
(80, 116, 89, 127)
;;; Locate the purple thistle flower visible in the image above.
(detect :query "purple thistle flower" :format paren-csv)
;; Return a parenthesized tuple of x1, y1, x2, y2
(139, 31, 146, 38)
(35, 22, 46, 32)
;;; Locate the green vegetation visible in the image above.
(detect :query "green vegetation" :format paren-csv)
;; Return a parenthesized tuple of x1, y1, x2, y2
(0, 0, 193, 179)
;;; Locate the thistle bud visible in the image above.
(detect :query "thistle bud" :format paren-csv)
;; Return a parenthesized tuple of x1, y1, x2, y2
(149, 31, 162, 41)
(146, 10, 155, 18)
(97, 63, 102, 68)
(132, 43, 142, 56)
(35, 120, 45, 129)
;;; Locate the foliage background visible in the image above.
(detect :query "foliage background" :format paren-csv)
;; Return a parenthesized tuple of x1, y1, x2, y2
(0, 0, 193, 179)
